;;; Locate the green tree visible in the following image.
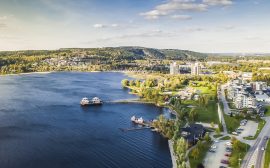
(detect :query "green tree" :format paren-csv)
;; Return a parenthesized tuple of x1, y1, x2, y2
(121, 79, 129, 87)
(191, 147, 200, 159)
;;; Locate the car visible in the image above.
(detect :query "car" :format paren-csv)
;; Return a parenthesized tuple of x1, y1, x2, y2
(225, 153, 231, 157)
(209, 149, 216, 153)
(219, 166, 226, 168)
(214, 139, 219, 143)
(232, 132, 238, 135)
(226, 142, 232, 146)
(226, 148, 232, 152)
(261, 147, 265, 151)
(221, 159, 229, 164)
(240, 123, 245, 126)
(264, 136, 268, 140)
(211, 145, 217, 149)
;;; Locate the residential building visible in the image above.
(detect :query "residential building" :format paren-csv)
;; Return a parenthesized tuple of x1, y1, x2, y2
(170, 62, 179, 75)
(191, 63, 200, 75)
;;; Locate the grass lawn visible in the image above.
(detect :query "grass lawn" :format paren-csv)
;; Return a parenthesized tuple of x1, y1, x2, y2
(223, 113, 241, 133)
(220, 136, 231, 140)
(197, 101, 219, 124)
(189, 142, 212, 168)
(213, 134, 223, 138)
(244, 119, 266, 140)
(264, 140, 270, 168)
(219, 102, 241, 133)
(184, 100, 219, 124)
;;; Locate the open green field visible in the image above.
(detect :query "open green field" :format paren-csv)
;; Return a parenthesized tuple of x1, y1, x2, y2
(189, 142, 212, 168)
(264, 140, 270, 168)
(183, 100, 219, 124)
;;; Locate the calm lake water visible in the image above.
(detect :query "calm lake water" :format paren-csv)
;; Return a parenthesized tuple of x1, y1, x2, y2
(0, 72, 172, 168)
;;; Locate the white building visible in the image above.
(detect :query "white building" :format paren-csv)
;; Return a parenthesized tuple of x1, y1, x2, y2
(241, 72, 253, 81)
(191, 63, 201, 75)
(254, 81, 267, 91)
(170, 62, 179, 75)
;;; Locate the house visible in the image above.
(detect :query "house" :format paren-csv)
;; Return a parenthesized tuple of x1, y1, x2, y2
(180, 124, 206, 145)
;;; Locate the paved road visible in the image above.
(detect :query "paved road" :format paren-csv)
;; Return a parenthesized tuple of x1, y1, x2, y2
(218, 84, 231, 134)
(220, 84, 231, 115)
(256, 136, 268, 168)
(241, 117, 270, 168)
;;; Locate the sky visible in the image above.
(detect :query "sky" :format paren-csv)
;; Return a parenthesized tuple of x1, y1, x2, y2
(0, 0, 269, 53)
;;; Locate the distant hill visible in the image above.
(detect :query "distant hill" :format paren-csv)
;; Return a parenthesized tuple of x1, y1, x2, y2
(60, 46, 208, 61)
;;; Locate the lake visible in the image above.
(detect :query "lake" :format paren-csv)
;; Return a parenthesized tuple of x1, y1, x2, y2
(0, 72, 172, 168)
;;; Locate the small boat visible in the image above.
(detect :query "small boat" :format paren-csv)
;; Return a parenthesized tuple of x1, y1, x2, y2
(131, 116, 136, 122)
(80, 97, 103, 106)
(130, 116, 144, 124)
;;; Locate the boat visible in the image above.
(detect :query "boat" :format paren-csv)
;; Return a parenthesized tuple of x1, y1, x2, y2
(131, 116, 136, 122)
(130, 116, 144, 124)
(80, 97, 103, 106)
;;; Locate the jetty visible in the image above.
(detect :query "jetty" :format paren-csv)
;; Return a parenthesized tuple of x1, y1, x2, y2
(119, 127, 151, 132)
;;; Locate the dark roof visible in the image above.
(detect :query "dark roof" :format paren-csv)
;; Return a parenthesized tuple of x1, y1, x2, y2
(180, 124, 206, 144)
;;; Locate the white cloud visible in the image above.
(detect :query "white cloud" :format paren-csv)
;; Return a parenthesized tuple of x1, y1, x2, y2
(140, 10, 168, 20)
(111, 24, 119, 28)
(140, 0, 233, 20)
(203, 0, 233, 6)
(171, 14, 192, 20)
(184, 27, 204, 32)
(93, 24, 106, 28)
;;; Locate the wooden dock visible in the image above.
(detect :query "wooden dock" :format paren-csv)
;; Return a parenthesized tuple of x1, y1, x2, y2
(119, 127, 151, 132)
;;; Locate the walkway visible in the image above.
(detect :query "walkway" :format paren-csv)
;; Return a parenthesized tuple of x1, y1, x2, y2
(168, 140, 177, 168)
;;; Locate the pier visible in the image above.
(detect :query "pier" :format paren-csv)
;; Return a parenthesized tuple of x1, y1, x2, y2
(119, 127, 151, 132)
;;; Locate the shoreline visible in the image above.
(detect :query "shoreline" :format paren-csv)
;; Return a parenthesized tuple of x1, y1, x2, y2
(0, 70, 135, 77)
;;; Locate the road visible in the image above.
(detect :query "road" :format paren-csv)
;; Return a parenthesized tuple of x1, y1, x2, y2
(241, 117, 270, 168)
(256, 136, 268, 168)
(219, 84, 231, 115)
(218, 84, 229, 134)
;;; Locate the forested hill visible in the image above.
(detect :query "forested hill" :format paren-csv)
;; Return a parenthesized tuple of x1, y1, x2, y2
(59, 47, 208, 61)
(0, 47, 207, 74)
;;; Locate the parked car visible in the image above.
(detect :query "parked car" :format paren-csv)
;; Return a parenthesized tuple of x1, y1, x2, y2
(237, 128, 244, 131)
(261, 147, 265, 151)
(225, 153, 231, 157)
(219, 166, 226, 168)
(232, 132, 238, 135)
(211, 145, 217, 149)
(209, 149, 216, 153)
(264, 136, 268, 140)
(221, 159, 229, 164)
(226, 142, 232, 146)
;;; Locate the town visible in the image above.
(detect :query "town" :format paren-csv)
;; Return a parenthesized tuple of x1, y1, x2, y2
(122, 60, 270, 168)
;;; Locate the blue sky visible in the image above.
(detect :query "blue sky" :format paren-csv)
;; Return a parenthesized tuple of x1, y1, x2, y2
(0, 0, 269, 52)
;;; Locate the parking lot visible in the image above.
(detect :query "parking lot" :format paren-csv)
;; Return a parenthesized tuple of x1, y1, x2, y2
(238, 120, 258, 138)
(204, 140, 229, 168)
